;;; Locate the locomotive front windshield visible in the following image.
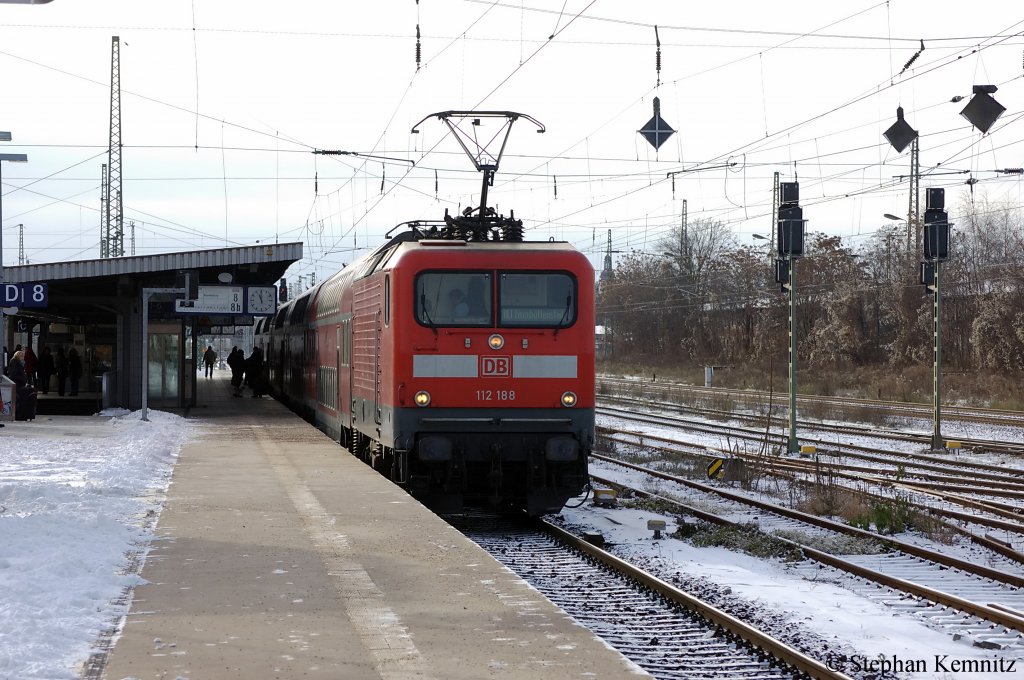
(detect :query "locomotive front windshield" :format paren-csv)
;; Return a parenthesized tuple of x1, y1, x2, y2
(415, 270, 577, 328)
(416, 272, 493, 326)
(498, 272, 576, 327)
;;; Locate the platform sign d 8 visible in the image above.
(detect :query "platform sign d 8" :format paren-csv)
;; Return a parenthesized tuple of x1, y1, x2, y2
(3, 283, 48, 308)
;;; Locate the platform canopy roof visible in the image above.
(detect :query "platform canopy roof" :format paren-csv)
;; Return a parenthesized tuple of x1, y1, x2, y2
(4, 242, 303, 326)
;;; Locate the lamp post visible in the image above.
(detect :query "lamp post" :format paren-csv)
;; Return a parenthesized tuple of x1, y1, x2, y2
(1, 132, 29, 353)
(752, 233, 771, 259)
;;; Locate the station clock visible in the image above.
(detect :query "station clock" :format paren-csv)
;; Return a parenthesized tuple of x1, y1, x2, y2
(246, 286, 277, 315)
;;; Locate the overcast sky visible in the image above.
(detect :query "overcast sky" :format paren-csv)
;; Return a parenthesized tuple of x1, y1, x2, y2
(1, 1, 1022, 286)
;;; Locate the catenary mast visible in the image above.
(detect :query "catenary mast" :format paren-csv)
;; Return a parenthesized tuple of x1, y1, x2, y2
(104, 36, 124, 258)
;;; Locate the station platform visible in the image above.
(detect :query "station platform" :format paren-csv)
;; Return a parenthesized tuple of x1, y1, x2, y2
(96, 372, 648, 680)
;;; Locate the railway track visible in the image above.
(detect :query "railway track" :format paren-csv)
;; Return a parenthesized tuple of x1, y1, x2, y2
(597, 424, 1024, 567)
(449, 513, 851, 680)
(598, 379, 1024, 456)
(599, 395, 1024, 457)
(596, 417, 1024, 502)
(589, 449, 1024, 586)
(599, 375, 1024, 431)
(597, 403, 1024, 525)
(581, 456, 1024, 651)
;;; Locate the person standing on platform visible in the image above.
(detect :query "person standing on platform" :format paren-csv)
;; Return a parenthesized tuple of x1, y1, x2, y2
(23, 346, 37, 387)
(55, 347, 68, 397)
(245, 346, 265, 398)
(7, 350, 27, 388)
(68, 348, 82, 397)
(227, 346, 244, 396)
(8, 350, 37, 421)
(7, 344, 22, 378)
(203, 345, 217, 378)
(36, 346, 54, 394)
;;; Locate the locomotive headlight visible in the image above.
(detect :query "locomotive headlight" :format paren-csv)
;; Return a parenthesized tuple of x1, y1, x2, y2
(414, 390, 431, 407)
(488, 334, 505, 350)
(560, 391, 577, 407)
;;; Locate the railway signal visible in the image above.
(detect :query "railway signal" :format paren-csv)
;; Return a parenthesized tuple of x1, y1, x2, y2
(638, 97, 675, 151)
(776, 182, 805, 454)
(923, 187, 949, 261)
(776, 182, 804, 259)
(922, 187, 950, 451)
(959, 85, 1005, 134)
(774, 258, 789, 293)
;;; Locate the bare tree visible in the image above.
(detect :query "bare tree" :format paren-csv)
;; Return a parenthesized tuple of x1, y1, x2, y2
(597, 252, 680, 357)
(802, 235, 872, 366)
(957, 193, 1024, 370)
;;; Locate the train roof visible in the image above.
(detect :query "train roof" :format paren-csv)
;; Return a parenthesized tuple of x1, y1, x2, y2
(398, 239, 581, 252)
(307, 231, 590, 301)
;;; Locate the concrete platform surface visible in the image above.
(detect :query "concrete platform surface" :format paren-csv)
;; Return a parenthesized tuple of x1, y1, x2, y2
(98, 376, 649, 679)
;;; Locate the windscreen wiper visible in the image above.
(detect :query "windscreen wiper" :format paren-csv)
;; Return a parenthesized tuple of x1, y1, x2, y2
(553, 294, 572, 336)
(420, 293, 438, 336)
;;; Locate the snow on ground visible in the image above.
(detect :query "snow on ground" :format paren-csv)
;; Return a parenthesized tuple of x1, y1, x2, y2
(2, 400, 1023, 679)
(0, 410, 189, 680)
(598, 403, 1024, 541)
(557, 502, 1024, 679)
(590, 402, 1024, 678)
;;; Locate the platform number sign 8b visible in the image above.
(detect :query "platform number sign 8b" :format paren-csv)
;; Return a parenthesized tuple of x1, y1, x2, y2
(3, 283, 49, 308)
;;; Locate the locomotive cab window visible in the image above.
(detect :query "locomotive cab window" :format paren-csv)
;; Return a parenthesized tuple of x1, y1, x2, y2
(499, 272, 577, 328)
(415, 271, 492, 327)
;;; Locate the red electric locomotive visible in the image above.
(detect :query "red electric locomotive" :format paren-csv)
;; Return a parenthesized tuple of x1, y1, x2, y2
(259, 110, 594, 515)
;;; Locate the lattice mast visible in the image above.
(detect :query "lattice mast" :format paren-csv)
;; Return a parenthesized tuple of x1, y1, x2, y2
(601, 229, 613, 283)
(100, 163, 108, 257)
(771, 171, 780, 257)
(105, 35, 124, 258)
(907, 137, 920, 271)
(679, 198, 688, 261)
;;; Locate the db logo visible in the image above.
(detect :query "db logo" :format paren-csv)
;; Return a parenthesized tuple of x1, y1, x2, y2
(481, 356, 510, 377)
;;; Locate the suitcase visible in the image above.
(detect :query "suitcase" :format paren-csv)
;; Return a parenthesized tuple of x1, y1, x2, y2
(15, 385, 38, 421)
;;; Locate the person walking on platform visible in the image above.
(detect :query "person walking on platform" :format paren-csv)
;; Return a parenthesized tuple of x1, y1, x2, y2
(36, 346, 54, 394)
(68, 348, 82, 396)
(203, 345, 217, 378)
(55, 347, 68, 397)
(245, 346, 265, 398)
(227, 346, 244, 396)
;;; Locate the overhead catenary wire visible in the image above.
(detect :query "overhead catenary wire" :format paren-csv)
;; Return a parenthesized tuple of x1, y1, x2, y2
(514, 17, 1024, 249)
(2, 6, 1022, 281)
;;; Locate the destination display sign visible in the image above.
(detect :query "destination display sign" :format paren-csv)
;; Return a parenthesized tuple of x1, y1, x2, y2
(175, 285, 244, 315)
(176, 285, 277, 316)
